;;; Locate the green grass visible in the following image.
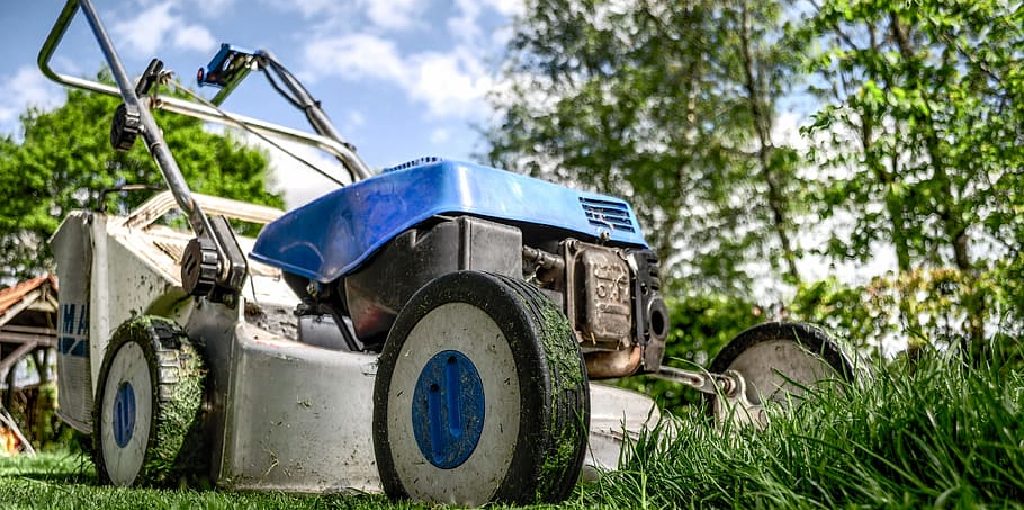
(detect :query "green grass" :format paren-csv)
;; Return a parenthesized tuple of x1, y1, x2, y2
(3, 353, 1024, 509)
(0, 453, 415, 510)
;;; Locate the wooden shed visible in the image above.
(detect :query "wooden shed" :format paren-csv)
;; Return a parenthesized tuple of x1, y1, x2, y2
(0, 275, 58, 455)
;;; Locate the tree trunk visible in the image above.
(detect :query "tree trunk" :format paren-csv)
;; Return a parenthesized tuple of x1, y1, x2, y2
(738, 0, 800, 283)
(890, 13, 983, 350)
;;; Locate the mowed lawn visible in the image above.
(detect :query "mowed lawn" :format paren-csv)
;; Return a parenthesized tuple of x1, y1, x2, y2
(0, 453, 418, 510)
(3, 353, 1024, 509)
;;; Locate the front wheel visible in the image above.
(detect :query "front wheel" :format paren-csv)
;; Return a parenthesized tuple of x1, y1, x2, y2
(92, 316, 207, 486)
(372, 271, 589, 506)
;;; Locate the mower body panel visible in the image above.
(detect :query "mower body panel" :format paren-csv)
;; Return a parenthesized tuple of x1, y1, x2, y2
(186, 302, 380, 492)
(251, 159, 648, 283)
(49, 194, 292, 433)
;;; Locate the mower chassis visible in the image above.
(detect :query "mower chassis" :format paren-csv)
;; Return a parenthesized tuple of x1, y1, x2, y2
(188, 300, 380, 491)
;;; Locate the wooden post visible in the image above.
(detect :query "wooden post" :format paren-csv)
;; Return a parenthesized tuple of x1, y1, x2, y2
(32, 349, 49, 385)
(2, 361, 12, 413)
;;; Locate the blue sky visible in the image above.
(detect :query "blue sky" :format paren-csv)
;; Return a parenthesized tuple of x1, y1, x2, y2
(0, 0, 521, 207)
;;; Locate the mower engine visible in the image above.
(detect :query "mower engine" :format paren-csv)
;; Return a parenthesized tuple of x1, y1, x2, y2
(263, 161, 669, 380)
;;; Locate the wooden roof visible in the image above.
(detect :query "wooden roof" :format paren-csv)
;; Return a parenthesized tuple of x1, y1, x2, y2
(0, 276, 57, 328)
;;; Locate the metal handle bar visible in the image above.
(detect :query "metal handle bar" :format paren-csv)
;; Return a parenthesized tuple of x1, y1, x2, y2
(38, 1, 371, 182)
(39, 0, 216, 241)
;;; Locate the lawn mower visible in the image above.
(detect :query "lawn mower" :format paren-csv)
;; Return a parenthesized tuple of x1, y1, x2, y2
(38, 0, 855, 505)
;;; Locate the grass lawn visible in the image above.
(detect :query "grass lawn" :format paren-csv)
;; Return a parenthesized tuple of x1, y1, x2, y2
(0, 453, 419, 510)
(2, 353, 1024, 509)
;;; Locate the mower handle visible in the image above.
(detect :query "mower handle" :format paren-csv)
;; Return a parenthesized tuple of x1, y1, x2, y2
(39, 0, 212, 238)
(38, 0, 371, 183)
(38, 0, 252, 299)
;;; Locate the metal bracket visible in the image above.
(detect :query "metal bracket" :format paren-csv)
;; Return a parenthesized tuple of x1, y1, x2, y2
(196, 44, 257, 105)
(651, 365, 735, 395)
(651, 365, 768, 428)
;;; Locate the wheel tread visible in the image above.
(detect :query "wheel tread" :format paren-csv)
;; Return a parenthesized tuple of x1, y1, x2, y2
(92, 316, 207, 487)
(488, 273, 590, 502)
(373, 270, 590, 505)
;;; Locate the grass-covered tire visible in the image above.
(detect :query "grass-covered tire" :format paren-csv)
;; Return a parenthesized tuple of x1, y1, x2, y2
(709, 321, 854, 408)
(373, 270, 589, 506)
(92, 316, 206, 487)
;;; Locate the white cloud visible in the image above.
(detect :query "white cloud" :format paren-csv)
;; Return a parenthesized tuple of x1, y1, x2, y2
(449, 0, 525, 45)
(191, 0, 235, 16)
(482, 0, 526, 17)
(263, 0, 342, 19)
(449, 0, 483, 44)
(362, 0, 427, 30)
(345, 111, 366, 129)
(304, 34, 406, 83)
(406, 50, 493, 118)
(112, 2, 217, 56)
(264, 0, 427, 32)
(0, 67, 65, 132)
(429, 128, 450, 144)
(113, 3, 176, 56)
(289, 0, 526, 122)
(304, 34, 494, 119)
(172, 24, 217, 53)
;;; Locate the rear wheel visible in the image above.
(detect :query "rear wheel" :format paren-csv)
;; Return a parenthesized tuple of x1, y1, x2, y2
(93, 316, 207, 486)
(708, 321, 854, 412)
(373, 271, 589, 506)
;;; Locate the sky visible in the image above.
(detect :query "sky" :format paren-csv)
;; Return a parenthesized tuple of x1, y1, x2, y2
(0, 0, 522, 207)
(0, 0, 899, 302)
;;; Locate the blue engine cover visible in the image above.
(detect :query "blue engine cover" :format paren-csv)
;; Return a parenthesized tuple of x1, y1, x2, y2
(251, 159, 648, 282)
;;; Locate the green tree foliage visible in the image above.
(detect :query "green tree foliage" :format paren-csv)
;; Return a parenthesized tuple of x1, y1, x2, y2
(487, 0, 806, 294)
(790, 267, 1022, 357)
(797, 0, 1024, 348)
(490, 0, 1023, 358)
(0, 81, 283, 278)
(800, 0, 1022, 274)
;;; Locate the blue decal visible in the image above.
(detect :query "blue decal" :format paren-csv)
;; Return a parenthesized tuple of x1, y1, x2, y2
(113, 382, 136, 448)
(77, 303, 89, 335)
(58, 337, 88, 357)
(412, 351, 485, 469)
(58, 303, 90, 357)
(62, 304, 75, 335)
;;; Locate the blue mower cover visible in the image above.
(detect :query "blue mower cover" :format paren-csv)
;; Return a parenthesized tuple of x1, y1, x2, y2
(251, 159, 648, 282)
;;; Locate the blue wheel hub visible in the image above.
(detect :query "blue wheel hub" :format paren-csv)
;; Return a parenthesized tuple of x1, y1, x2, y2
(412, 350, 485, 469)
(113, 381, 136, 448)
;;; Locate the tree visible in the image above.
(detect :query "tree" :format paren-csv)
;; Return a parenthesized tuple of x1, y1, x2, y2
(798, 0, 1024, 346)
(0, 77, 284, 278)
(723, 0, 805, 284)
(486, 0, 806, 294)
(801, 0, 1022, 270)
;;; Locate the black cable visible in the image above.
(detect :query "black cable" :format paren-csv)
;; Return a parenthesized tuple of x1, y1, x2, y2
(260, 64, 303, 110)
(168, 76, 347, 187)
(256, 54, 362, 182)
(263, 58, 311, 98)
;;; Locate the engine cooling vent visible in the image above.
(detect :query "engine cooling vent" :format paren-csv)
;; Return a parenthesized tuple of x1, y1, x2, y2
(382, 156, 442, 173)
(579, 197, 636, 233)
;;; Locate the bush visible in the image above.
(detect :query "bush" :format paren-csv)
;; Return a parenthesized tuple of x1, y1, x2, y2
(790, 265, 1024, 360)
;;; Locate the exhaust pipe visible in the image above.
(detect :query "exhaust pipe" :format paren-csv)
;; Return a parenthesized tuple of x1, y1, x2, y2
(585, 347, 641, 379)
